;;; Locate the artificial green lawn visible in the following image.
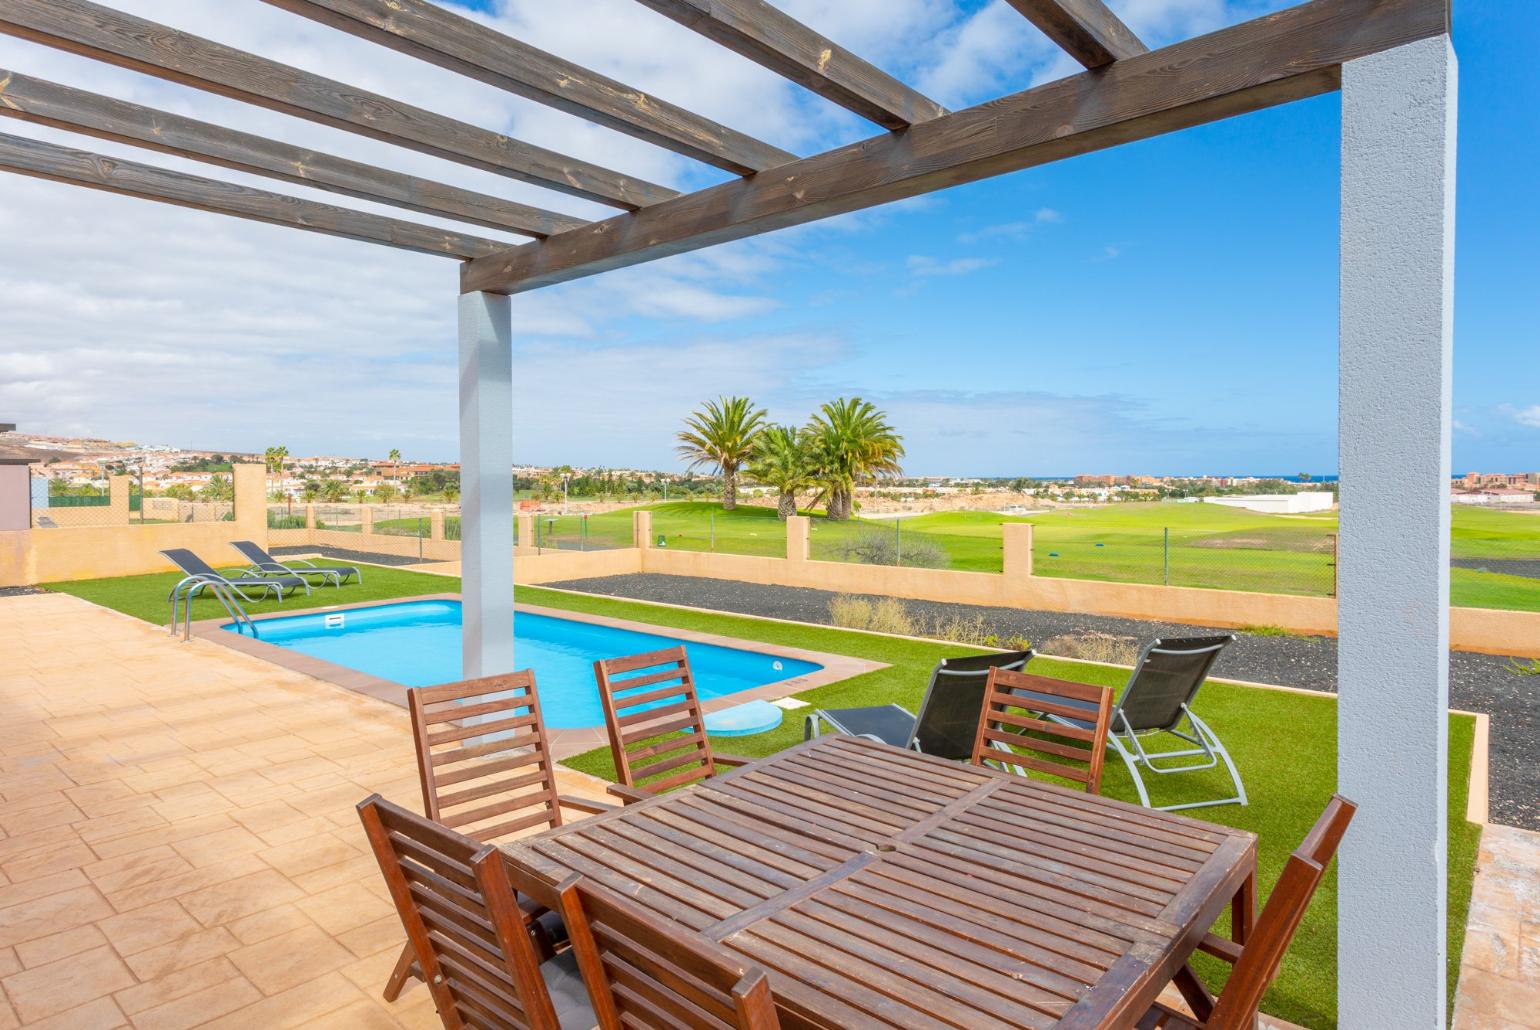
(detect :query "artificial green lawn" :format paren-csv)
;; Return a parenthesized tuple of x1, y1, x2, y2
(46, 566, 1481, 1027)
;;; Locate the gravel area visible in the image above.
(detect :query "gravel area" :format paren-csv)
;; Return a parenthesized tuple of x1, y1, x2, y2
(270, 544, 449, 568)
(1452, 557, 1540, 580)
(0, 586, 45, 597)
(550, 572, 1537, 831)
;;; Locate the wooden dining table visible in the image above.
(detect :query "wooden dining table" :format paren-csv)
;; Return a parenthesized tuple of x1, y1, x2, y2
(504, 734, 1257, 1030)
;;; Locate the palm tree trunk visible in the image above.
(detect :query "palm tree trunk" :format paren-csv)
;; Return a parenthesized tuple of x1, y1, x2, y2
(827, 488, 850, 521)
(723, 471, 738, 511)
(777, 492, 796, 520)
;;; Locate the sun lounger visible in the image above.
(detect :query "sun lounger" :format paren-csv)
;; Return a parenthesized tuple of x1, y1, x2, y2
(804, 649, 1034, 760)
(231, 539, 361, 587)
(161, 547, 308, 605)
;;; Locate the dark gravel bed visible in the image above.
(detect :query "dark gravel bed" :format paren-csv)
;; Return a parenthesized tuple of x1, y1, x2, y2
(0, 585, 45, 597)
(270, 544, 449, 568)
(550, 572, 1537, 830)
(1452, 557, 1540, 580)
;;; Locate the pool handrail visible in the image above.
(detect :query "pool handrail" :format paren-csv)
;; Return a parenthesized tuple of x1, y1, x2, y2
(169, 574, 258, 640)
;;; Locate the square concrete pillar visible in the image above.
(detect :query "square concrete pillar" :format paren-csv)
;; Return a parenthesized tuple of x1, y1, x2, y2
(304, 504, 316, 532)
(1002, 523, 1034, 578)
(108, 475, 131, 524)
(634, 510, 653, 550)
(359, 505, 374, 535)
(430, 509, 445, 541)
(232, 464, 267, 540)
(786, 515, 810, 561)
(459, 290, 515, 679)
(516, 512, 537, 556)
(1338, 34, 1456, 1029)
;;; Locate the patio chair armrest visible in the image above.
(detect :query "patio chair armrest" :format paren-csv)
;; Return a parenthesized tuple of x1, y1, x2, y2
(710, 753, 755, 767)
(556, 794, 617, 815)
(606, 783, 653, 805)
(1196, 933, 1243, 965)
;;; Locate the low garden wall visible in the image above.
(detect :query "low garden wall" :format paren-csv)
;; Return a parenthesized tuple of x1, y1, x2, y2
(6, 501, 1537, 657)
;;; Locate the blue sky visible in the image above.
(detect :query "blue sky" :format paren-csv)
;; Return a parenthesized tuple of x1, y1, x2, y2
(0, 1, 1534, 476)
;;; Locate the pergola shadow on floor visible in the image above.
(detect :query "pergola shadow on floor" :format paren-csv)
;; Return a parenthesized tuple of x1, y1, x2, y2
(0, 0, 1457, 1022)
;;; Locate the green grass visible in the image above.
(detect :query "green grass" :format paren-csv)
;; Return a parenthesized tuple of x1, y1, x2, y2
(44, 569, 1481, 1026)
(626, 500, 1540, 612)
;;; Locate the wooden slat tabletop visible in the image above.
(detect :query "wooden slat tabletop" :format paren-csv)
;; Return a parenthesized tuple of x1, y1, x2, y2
(504, 734, 1257, 1029)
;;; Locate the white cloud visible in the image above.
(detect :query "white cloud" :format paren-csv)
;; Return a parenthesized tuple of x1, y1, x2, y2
(905, 255, 998, 278)
(956, 207, 1064, 243)
(1504, 405, 1540, 429)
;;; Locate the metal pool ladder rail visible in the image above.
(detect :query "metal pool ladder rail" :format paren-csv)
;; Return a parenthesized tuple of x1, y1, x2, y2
(169, 575, 258, 641)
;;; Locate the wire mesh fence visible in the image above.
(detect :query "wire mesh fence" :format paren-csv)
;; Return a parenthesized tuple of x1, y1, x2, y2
(649, 508, 785, 557)
(266, 508, 306, 530)
(1031, 524, 1338, 597)
(531, 512, 634, 552)
(809, 517, 967, 570)
(314, 505, 362, 532)
(372, 506, 431, 538)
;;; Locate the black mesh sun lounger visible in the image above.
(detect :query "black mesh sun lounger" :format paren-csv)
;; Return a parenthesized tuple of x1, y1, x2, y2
(805, 649, 1035, 760)
(1020, 634, 1246, 812)
(231, 540, 361, 587)
(161, 547, 308, 603)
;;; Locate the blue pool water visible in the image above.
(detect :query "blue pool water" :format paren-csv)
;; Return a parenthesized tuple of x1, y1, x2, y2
(227, 600, 819, 728)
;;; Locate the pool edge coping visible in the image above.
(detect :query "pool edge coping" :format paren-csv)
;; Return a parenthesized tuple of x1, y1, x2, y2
(189, 592, 887, 759)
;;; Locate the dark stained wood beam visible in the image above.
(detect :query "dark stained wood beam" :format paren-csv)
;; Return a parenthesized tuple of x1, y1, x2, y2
(0, 131, 506, 258)
(1003, 0, 1148, 68)
(0, 71, 585, 238)
(261, 0, 794, 175)
(633, 0, 946, 130)
(463, 0, 1447, 295)
(0, 0, 676, 210)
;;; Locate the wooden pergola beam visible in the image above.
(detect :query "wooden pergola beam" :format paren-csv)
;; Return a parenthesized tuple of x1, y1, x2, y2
(463, 0, 1445, 296)
(0, 71, 585, 238)
(0, 131, 505, 259)
(633, 0, 946, 130)
(0, 0, 676, 210)
(261, 0, 794, 176)
(1003, 0, 1148, 68)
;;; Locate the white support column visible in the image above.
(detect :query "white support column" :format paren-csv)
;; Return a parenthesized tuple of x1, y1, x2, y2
(458, 290, 514, 679)
(1338, 34, 1456, 1029)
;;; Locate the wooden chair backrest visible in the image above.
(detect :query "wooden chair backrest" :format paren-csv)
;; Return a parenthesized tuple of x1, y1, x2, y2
(558, 875, 781, 1029)
(1205, 795, 1356, 1029)
(358, 794, 559, 1030)
(970, 668, 1115, 793)
(593, 647, 716, 792)
(409, 671, 564, 843)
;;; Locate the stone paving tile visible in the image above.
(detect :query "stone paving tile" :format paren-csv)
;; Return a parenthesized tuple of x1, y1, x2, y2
(1454, 824, 1540, 1030)
(0, 593, 613, 1028)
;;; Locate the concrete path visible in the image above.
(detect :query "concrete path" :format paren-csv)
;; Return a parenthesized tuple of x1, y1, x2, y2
(1453, 824, 1540, 1029)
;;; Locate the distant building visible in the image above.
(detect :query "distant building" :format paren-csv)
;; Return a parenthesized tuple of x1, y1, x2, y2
(1073, 474, 1132, 487)
(1453, 486, 1535, 505)
(1186, 492, 1336, 514)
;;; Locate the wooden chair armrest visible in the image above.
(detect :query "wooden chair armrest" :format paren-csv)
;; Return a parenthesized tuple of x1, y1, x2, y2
(1196, 933, 1244, 964)
(711, 753, 756, 767)
(557, 794, 617, 815)
(606, 783, 653, 805)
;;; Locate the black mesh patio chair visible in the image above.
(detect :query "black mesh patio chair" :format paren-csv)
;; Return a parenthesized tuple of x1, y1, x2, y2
(231, 539, 361, 587)
(161, 547, 308, 604)
(803, 650, 1034, 760)
(1016, 635, 1246, 812)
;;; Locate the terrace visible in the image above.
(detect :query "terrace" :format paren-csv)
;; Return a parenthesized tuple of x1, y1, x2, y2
(0, 0, 1534, 1028)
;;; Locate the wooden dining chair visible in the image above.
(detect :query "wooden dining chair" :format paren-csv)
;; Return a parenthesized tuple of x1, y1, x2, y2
(557, 875, 782, 1029)
(593, 647, 752, 802)
(384, 671, 612, 1001)
(1138, 795, 1357, 1029)
(969, 667, 1115, 793)
(358, 795, 596, 1030)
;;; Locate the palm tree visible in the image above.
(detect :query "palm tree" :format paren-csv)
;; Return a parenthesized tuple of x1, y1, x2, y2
(676, 396, 766, 511)
(388, 448, 402, 483)
(747, 425, 814, 521)
(264, 444, 288, 500)
(806, 398, 904, 520)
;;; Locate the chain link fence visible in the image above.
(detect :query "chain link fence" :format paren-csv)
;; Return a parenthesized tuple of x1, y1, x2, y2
(531, 512, 633, 552)
(649, 509, 785, 557)
(1031, 524, 1338, 597)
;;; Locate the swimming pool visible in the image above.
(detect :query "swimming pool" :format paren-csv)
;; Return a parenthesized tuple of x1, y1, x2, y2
(225, 600, 821, 728)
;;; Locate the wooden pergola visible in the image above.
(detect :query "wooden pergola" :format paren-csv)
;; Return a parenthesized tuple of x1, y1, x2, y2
(0, 0, 1457, 1023)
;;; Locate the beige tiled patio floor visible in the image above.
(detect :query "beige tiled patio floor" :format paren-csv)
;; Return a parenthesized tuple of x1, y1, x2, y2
(1453, 823, 1540, 1029)
(0, 592, 610, 1029)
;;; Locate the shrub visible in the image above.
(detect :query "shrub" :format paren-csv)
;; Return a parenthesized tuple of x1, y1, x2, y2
(827, 595, 916, 636)
(1505, 657, 1540, 677)
(1041, 631, 1140, 665)
(839, 533, 947, 569)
